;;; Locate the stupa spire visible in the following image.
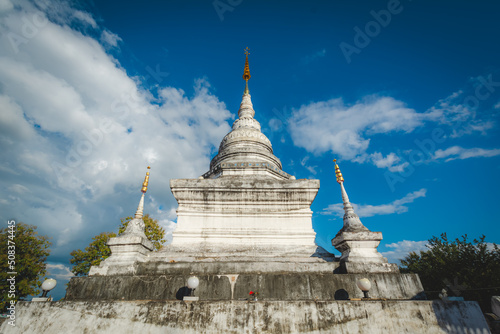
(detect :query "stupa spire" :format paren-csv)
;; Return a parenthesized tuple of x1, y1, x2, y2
(134, 166, 151, 219)
(202, 48, 291, 180)
(243, 47, 251, 94)
(237, 48, 256, 119)
(333, 160, 368, 232)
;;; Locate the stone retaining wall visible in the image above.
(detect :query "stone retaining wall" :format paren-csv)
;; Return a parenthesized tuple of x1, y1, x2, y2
(1, 300, 490, 334)
(65, 273, 424, 301)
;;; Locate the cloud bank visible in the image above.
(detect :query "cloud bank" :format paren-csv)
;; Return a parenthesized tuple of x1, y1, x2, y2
(288, 77, 499, 172)
(0, 0, 231, 263)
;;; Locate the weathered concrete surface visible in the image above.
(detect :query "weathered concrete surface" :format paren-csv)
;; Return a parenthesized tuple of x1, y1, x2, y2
(337, 261, 399, 274)
(2, 300, 490, 334)
(96, 259, 339, 276)
(65, 273, 424, 301)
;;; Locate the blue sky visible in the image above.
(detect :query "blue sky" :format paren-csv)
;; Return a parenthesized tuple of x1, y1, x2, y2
(1, 0, 499, 300)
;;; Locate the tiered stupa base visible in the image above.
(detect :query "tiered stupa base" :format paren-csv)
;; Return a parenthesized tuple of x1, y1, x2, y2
(167, 176, 321, 260)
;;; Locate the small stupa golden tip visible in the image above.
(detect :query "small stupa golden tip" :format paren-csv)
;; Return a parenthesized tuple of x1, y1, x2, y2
(334, 159, 344, 184)
(141, 166, 150, 193)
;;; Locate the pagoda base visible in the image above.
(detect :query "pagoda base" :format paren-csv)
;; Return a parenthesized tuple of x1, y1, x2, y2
(66, 269, 425, 301)
(168, 176, 320, 260)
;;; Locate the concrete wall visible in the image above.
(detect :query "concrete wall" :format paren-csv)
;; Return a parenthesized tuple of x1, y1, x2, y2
(65, 273, 424, 301)
(1, 300, 490, 334)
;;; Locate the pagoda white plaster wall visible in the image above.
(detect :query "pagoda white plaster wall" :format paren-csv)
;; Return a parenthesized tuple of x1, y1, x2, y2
(165, 177, 320, 259)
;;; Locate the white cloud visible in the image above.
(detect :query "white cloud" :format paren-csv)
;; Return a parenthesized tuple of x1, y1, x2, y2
(300, 156, 318, 175)
(72, 10, 97, 28)
(100, 30, 122, 47)
(43, 262, 75, 300)
(354, 152, 409, 172)
(8, 184, 30, 194)
(288, 76, 498, 170)
(46, 263, 75, 281)
(160, 219, 177, 245)
(322, 188, 426, 218)
(433, 146, 500, 162)
(487, 242, 498, 251)
(0, 0, 13, 13)
(0, 1, 231, 259)
(288, 96, 426, 160)
(381, 240, 428, 264)
(426, 78, 498, 138)
(0, 95, 37, 141)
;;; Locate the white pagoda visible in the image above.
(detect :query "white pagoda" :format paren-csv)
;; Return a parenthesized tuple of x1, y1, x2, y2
(5, 50, 489, 334)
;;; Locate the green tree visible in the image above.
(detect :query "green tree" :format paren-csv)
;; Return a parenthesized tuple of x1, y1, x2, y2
(69, 214, 165, 276)
(400, 233, 500, 312)
(0, 223, 51, 310)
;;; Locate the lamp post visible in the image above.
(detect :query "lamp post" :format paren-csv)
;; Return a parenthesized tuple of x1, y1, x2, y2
(183, 276, 200, 301)
(33, 279, 57, 301)
(356, 278, 371, 299)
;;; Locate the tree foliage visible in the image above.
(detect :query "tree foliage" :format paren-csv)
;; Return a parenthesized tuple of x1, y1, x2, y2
(0, 223, 51, 310)
(70, 214, 165, 276)
(400, 233, 500, 312)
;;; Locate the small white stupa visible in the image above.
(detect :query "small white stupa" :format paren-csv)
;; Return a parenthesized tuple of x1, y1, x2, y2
(331, 159, 398, 273)
(90, 167, 153, 275)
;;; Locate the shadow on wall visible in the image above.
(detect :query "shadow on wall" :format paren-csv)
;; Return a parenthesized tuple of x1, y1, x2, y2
(176, 286, 191, 300)
(432, 300, 490, 333)
(310, 246, 338, 263)
(334, 289, 349, 300)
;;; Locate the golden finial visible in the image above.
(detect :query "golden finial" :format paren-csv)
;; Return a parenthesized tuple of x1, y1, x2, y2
(243, 47, 251, 94)
(141, 166, 151, 193)
(334, 159, 344, 184)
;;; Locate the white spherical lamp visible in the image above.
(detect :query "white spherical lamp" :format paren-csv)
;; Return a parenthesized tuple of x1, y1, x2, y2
(187, 276, 199, 289)
(356, 278, 371, 299)
(41, 278, 57, 297)
(187, 276, 199, 296)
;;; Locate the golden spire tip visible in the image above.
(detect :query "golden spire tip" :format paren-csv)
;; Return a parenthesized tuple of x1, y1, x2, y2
(334, 159, 344, 184)
(243, 47, 251, 94)
(141, 166, 150, 193)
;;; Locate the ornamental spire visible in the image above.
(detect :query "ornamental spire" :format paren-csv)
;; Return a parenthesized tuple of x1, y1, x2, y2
(243, 47, 251, 94)
(333, 159, 368, 232)
(135, 166, 151, 219)
(334, 159, 344, 184)
(141, 166, 151, 193)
